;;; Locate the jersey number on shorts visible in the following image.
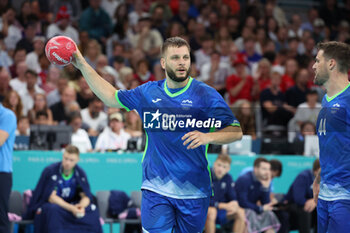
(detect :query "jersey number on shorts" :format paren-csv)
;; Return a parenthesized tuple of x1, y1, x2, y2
(318, 118, 326, 136)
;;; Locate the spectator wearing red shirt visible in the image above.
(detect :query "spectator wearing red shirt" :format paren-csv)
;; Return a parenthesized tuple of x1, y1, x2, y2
(280, 58, 297, 92)
(133, 59, 155, 85)
(226, 57, 255, 105)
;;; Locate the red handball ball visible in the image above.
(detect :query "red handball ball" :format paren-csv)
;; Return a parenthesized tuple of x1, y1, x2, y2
(45, 36, 76, 67)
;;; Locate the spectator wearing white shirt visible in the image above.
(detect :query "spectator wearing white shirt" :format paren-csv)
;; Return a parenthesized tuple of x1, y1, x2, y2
(18, 69, 44, 116)
(25, 36, 45, 74)
(198, 50, 230, 96)
(46, 6, 80, 44)
(9, 61, 27, 93)
(69, 112, 92, 153)
(95, 112, 131, 151)
(81, 97, 107, 136)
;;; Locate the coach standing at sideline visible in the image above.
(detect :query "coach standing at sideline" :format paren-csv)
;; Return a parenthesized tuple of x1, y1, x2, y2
(0, 95, 17, 233)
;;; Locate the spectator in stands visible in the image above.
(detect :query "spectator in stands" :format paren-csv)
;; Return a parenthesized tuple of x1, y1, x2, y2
(0, 67, 11, 102)
(9, 47, 26, 79)
(286, 68, 309, 109)
(2, 7, 22, 52)
(0, 33, 13, 73)
(189, 22, 205, 52)
(255, 58, 272, 97)
(284, 159, 320, 233)
(25, 36, 45, 74)
(95, 112, 131, 151)
(81, 97, 107, 136)
(130, 16, 163, 66)
(23, 145, 102, 233)
(18, 69, 45, 116)
(267, 17, 279, 42)
(125, 110, 142, 138)
(2, 90, 23, 121)
(79, 0, 112, 42)
(28, 93, 54, 125)
(292, 121, 317, 155)
(293, 89, 322, 131)
(75, 75, 94, 109)
(280, 58, 297, 93)
(15, 116, 30, 136)
(205, 154, 246, 233)
(198, 50, 230, 96)
(275, 27, 289, 52)
(171, 0, 192, 29)
(233, 100, 256, 139)
(15, 19, 38, 53)
(226, 56, 255, 105)
(236, 157, 280, 233)
(48, 0, 82, 25)
(260, 68, 294, 127)
(84, 39, 102, 69)
(38, 53, 50, 85)
(133, 59, 156, 85)
(151, 3, 168, 39)
(50, 86, 76, 124)
(301, 8, 319, 32)
(33, 110, 50, 125)
(47, 76, 68, 107)
(9, 61, 27, 93)
(46, 6, 80, 44)
(288, 14, 303, 38)
(128, 0, 148, 29)
(69, 112, 92, 153)
(195, 34, 214, 72)
(0, 98, 16, 233)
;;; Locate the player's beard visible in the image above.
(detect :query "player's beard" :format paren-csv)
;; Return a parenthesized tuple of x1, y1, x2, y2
(314, 67, 329, 86)
(166, 65, 191, 83)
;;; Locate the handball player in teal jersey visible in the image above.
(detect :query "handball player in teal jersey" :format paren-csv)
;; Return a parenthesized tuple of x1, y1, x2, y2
(72, 37, 243, 233)
(312, 41, 350, 233)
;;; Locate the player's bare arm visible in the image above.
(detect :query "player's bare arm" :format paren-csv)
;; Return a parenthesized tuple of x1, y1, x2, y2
(182, 125, 243, 149)
(71, 47, 121, 108)
(313, 168, 321, 205)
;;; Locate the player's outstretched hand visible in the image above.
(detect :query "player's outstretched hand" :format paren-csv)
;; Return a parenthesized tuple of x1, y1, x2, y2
(71, 44, 85, 70)
(182, 130, 211, 149)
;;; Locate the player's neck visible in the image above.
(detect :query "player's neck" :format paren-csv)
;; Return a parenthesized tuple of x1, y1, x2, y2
(165, 77, 189, 89)
(325, 73, 350, 98)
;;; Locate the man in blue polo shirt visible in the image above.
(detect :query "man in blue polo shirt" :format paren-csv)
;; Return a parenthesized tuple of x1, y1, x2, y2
(0, 97, 17, 233)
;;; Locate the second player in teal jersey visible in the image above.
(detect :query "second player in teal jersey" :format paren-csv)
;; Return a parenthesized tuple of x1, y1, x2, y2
(72, 37, 243, 233)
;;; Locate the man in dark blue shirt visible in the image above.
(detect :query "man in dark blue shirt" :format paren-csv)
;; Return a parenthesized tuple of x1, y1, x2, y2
(205, 154, 246, 233)
(285, 159, 320, 233)
(236, 157, 280, 233)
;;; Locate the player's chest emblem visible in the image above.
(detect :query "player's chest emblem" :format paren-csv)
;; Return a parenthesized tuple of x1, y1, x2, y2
(62, 187, 71, 198)
(181, 99, 193, 107)
(221, 182, 226, 189)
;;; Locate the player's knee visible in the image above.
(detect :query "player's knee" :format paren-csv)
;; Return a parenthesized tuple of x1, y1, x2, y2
(206, 207, 217, 221)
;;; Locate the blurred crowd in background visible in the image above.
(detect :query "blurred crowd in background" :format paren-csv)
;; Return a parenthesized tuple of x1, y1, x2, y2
(0, 0, 349, 154)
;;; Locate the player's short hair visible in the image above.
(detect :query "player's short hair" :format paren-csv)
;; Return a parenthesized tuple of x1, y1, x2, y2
(317, 41, 350, 74)
(253, 157, 269, 168)
(270, 159, 282, 177)
(161, 37, 190, 57)
(65, 145, 80, 156)
(216, 153, 232, 165)
(313, 159, 320, 172)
